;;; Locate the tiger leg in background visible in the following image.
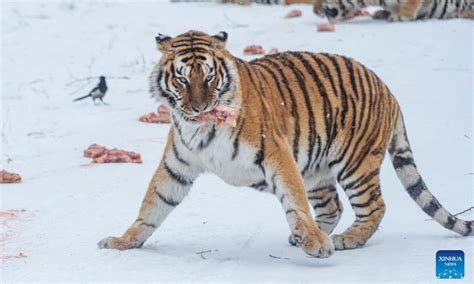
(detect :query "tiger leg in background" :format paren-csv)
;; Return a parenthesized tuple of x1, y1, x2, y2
(269, 140, 335, 257)
(289, 178, 344, 246)
(309, 180, 344, 235)
(332, 157, 386, 250)
(98, 133, 201, 250)
(387, 0, 421, 21)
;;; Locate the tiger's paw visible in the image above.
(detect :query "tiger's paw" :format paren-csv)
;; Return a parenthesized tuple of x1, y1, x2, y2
(387, 14, 414, 22)
(331, 233, 366, 250)
(289, 222, 334, 258)
(98, 236, 143, 250)
(302, 233, 334, 258)
(372, 10, 391, 20)
(288, 234, 300, 246)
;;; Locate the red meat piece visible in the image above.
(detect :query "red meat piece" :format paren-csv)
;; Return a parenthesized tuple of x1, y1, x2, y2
(243, 45, 265, 55)
(0, 170, 22, 184)
(317, 23, 336, 32)
(83, 145, 142, 164)
(284, 9, 302, 19)
(192, 106, 238, 128)
(139, 105, 171, 124)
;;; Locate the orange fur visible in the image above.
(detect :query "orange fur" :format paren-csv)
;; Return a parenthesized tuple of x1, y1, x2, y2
(314, 0, 474, 22)
(398, 0, 421, 20)
(101, 31, 465, 255)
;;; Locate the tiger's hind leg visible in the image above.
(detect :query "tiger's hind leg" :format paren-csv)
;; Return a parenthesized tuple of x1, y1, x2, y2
(269, 142, 334, 258)
(289, 178, 343, 246)
(387, 0, 421, 21)
(332, 165, 386, 250)
(308, 181, 343, 235)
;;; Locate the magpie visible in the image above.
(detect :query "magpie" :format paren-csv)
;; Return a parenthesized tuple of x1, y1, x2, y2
(74, 76, 108, 104)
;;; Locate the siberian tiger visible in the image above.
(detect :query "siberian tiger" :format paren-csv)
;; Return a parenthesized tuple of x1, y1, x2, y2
(313, 0, 474, 22)
(171, 0, 314, 4)
(98, 31, 473, 258)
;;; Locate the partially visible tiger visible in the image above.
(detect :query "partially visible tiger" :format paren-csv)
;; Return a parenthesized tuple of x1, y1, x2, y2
(313, 0, 474, 22)
(98, 31, 473, 258)
(171, 0, 314, 5)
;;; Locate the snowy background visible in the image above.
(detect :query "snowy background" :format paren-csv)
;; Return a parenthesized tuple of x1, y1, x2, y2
(1, 0, 473, 282)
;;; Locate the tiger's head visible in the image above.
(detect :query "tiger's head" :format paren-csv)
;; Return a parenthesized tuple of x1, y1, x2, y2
(149, 30, 238, 123)
(313, 0, 358, 23)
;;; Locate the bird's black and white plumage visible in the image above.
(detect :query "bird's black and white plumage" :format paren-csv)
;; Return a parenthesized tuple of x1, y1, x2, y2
(74, 76, 108, 103)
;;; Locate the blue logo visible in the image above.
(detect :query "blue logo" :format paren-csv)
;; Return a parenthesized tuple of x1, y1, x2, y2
(436, 250, 464, 279)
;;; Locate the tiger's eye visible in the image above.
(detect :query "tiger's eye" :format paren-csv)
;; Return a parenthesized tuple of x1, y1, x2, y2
(205, 75, 214, 82)
(176, 77, 187, 84)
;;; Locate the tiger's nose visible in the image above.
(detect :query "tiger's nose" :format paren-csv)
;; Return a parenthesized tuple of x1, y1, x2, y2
(325, 7, 339, 18)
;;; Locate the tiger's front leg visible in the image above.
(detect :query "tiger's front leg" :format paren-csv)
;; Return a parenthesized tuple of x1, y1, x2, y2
(98, 137, 198, 250)
(269, 143, 334, 258)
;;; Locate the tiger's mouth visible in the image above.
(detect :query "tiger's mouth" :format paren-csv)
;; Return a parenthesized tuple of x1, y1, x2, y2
(190, 108, 218, 123)
(189, 106, 238, 128)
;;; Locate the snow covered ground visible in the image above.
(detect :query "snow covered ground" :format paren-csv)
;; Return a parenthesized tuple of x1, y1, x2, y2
(1, 0, 473, 282)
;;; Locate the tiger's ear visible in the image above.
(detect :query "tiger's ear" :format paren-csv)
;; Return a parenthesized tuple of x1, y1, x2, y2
(155, 33, 172, 52)
(211, 31, 228, 49)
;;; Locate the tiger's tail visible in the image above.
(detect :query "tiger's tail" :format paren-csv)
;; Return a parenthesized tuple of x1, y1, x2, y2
(388, 111, 473, 236)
